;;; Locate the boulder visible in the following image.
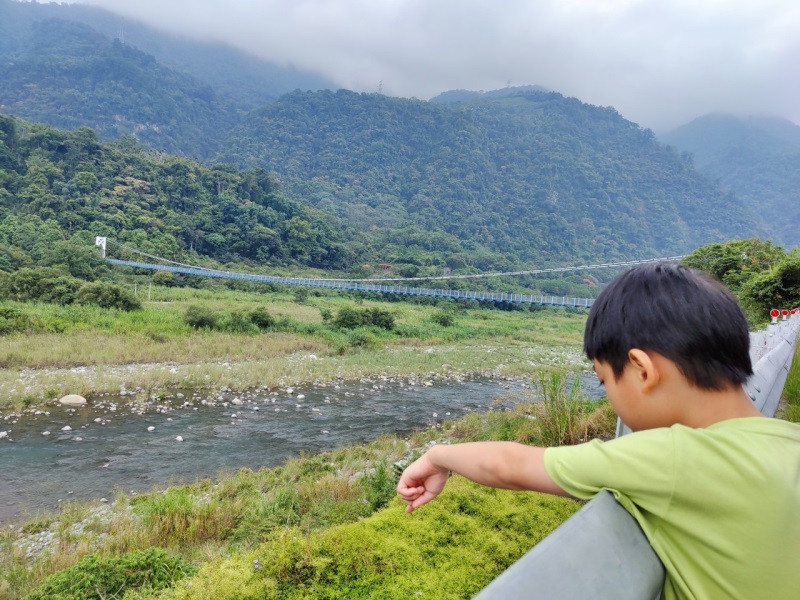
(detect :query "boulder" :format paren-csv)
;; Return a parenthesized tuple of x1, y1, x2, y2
(59, 394, 87, 406)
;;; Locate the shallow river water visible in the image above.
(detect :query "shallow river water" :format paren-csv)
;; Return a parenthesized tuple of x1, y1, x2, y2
(0, 375, 602, 524)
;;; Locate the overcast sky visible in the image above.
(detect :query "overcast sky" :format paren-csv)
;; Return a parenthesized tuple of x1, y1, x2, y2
(68, 0, 799, 132)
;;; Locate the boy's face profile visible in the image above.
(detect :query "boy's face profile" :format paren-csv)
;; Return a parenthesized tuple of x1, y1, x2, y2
(593, 352, 675, 432)
(594, 358, 643, 429)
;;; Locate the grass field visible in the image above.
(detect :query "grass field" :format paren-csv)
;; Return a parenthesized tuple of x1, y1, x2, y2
(0, 283, 588, 411)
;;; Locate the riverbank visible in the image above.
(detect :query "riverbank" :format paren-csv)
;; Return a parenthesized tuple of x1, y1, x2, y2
(0, 290, 594, 598)
(0, 286, 588, 413)
(1, 373, 615, 600)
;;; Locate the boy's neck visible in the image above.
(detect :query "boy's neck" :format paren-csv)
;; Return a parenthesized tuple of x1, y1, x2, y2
(672, 384, 764, 428)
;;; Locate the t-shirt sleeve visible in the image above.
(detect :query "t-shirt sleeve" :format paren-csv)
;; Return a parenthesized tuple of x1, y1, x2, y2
(544, 428, 677, 518)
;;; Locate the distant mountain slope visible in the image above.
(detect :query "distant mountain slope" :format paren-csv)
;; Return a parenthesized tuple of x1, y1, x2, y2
(430, 85, 550, 104)
(0, 114, 353, 271)
(0, 0, 334, 112)
(218, 89, 763, 266)
(0, 12, 234, 157)
(0, 0, 336, 157)
(660, 114, 800, 247)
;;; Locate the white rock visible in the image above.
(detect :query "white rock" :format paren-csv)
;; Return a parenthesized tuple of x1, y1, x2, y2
(42, 431, 50, 436)
(58, 394, 87, 406)
(94, 418, 102, 423)
(175, 436, 184, 442)
(231, 398, 243, 406)
(147, 426, 155, 432)
(0, 431, 7, 439)
(61, 426, 72, 432)
(296, 394, 305, 400)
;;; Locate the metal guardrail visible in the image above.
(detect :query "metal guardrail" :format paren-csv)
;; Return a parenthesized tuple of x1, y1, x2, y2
(474, 316, 800, 599)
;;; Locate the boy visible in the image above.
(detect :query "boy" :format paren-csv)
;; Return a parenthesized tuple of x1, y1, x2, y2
(397, 262, 800, 600)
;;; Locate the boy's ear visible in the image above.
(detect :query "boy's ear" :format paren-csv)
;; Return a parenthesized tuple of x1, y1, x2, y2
(627, 349, 660, 392)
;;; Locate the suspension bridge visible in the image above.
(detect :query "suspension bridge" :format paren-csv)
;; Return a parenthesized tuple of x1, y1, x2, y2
(96, 237, 685, 309)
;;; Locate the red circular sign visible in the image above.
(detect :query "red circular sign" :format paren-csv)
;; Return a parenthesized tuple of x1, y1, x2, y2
(771, 309, 780, 317)
(782, 309, 790, 316)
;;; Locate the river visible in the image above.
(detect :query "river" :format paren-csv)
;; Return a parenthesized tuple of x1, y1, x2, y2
(0, 374, 602, 524)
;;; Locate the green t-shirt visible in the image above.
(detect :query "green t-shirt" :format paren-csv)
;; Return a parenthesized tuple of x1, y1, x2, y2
(544, 418, 800, 600)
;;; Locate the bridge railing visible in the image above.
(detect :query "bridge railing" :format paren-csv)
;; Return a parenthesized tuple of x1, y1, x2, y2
(474, 315, 800, 599)
(106, 258, 596, 308)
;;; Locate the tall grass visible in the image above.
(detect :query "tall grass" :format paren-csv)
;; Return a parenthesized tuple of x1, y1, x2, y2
(779, 347, 800, 422)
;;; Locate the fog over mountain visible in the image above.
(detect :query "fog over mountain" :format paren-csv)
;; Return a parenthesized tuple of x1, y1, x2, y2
(59, 0, 800, 132)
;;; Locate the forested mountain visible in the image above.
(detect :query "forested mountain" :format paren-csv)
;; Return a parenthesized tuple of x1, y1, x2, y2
(0, 0, 335, 113)
(0, 0, 773, 273)
(0, 0, 333, 157)
(661, 114, 800, 247)
(0, 115, 355, 274)
(219, 89, 763, 266)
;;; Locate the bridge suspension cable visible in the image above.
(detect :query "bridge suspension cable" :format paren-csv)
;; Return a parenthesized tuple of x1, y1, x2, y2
(98, 237, 685, 284)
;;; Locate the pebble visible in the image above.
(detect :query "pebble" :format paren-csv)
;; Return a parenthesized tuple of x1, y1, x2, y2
(147, 426, 155, 432)
(175, 436, 184, 442)
(61, 426, 72, 431)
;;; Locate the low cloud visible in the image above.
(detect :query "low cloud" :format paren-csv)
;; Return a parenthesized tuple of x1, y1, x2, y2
(71, 0, 800, 131)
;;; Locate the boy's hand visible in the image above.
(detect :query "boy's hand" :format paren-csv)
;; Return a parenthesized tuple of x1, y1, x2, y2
(396, 452, 449, 513)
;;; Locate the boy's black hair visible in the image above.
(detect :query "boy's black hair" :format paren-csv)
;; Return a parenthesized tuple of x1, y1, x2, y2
(584, 261, 753, 390)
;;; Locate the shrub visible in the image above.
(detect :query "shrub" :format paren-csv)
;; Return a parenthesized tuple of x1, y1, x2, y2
(152, 271, 175, 287)
(333, 306, 366, 329)
(22, 548, 195, 600)
(293, 287, 309, 304)
(0, 305, 37, 335)
(360, 463, 400, 511)
(333, 306, 394, 330)
(221, 311, 258, 334)
(74, 282, 141, 311)
(0, 267, 82, 305)
(184, 305, 220, 329)
(431, 310, 455, 327)
(368, 307, 395, 330)
(249, 307, 275, 330)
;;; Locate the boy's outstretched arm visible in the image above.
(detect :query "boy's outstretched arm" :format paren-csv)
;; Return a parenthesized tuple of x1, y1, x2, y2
(397, 442, 569, 513)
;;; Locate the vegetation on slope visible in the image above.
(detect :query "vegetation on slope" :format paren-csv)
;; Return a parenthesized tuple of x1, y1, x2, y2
(661, 114, 800, 247)
(220, 89, 762, 266)
(682, 238, 800, 325)
(0, 8, 234, 158)
(0, 0, 334, 116)
(0, 115, 352, 271)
